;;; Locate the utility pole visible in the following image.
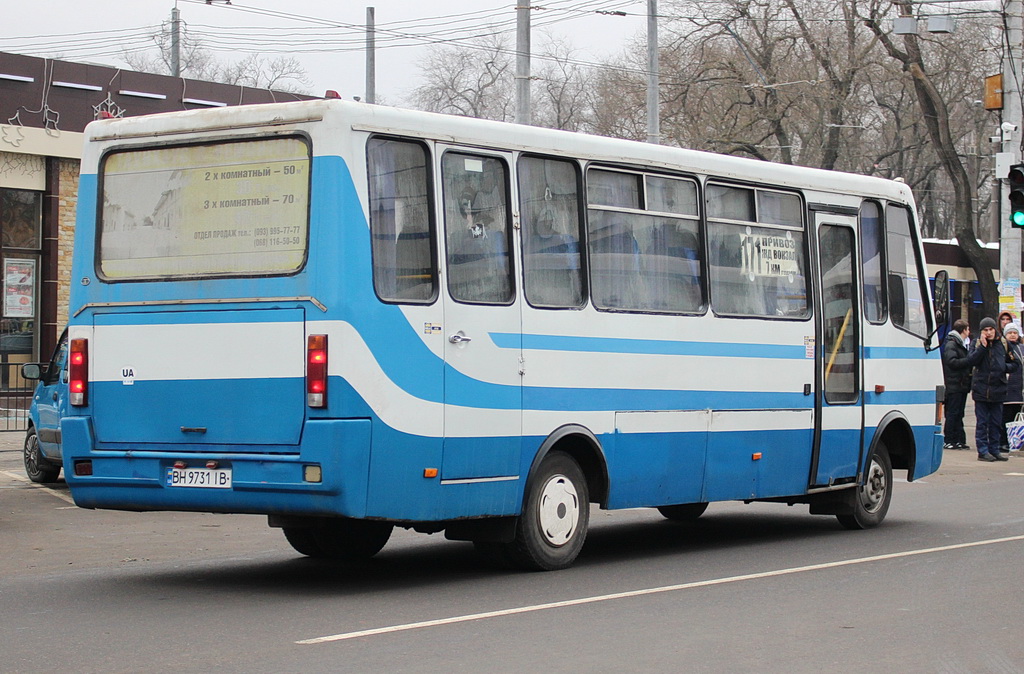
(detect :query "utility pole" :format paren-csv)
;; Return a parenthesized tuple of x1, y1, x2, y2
(366, 7, 376, 104)
(515, 3, 531, 125)
(646, 0, 659, 144)
(171, 5, 181, 77)
(1000, 0, 1023, 307)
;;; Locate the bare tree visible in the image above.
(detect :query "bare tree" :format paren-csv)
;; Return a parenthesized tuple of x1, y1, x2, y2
(217, 54, 312, 93)
(410, 35, 515, 121)
(122, 19, 312, 94)
(532, 36, 597, 132)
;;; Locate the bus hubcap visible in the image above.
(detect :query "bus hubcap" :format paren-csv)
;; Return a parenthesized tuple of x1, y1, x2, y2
(538, 474, 579, 546)
(862, 458, 886, 513)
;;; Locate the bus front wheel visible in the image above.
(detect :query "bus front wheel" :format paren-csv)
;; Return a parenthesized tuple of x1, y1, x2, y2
(837, 442, 892, 530)
(506, 451, 589, 571)
(282, 519, 393, 561)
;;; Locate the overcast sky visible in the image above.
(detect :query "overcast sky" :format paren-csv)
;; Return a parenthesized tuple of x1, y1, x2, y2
(1, 0, 649, 103)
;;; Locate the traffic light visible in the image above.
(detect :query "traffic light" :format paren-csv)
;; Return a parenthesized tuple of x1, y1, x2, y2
(1009, 163, 1024, 228)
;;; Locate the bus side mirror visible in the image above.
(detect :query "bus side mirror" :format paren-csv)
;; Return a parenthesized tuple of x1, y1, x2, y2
(21, 363, 42, 380)
(933, 269, 949, 328)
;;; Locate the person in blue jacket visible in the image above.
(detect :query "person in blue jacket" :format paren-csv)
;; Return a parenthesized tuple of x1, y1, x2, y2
(968, 316, 1019, 461)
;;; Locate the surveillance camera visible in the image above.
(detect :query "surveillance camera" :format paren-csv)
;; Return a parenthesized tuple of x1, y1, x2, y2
(1002, 122, 1018, 132)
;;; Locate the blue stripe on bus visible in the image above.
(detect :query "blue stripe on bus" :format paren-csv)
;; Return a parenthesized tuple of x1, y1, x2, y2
(863, 389, 936, 405)
(863, 346, 939, 360)
(492, 333, 806, 359)
(521, 386, 811, 411)
(495, 334, 938, 361)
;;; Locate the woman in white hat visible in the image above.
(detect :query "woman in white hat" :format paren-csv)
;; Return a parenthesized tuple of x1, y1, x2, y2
(1003, 322, 1024, 451)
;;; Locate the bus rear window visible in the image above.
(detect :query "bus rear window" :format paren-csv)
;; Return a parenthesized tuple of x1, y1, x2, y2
(98, 137, 310, 281)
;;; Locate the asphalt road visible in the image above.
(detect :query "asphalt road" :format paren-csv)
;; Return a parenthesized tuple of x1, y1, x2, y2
(2, 431, 1023, 674)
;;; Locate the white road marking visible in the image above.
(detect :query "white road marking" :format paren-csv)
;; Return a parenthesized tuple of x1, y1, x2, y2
(297, 533, 1024, 645)
(0, 470, 75, 504)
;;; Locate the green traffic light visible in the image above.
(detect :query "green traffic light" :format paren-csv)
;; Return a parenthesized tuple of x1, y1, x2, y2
(1014, 210, 1024, 227)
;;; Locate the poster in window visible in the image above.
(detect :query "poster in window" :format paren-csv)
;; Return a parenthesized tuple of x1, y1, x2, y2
(4, 258, 36, 318)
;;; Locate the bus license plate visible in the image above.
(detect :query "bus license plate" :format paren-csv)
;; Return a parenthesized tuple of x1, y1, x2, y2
(166, 467, 232, 489)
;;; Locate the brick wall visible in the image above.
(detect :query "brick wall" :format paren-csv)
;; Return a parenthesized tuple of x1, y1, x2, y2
(56, 159, 79, 328)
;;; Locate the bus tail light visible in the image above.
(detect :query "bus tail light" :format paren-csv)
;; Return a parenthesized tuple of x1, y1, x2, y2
(69, 338, 88, 406)
(307, 334, 327, 407)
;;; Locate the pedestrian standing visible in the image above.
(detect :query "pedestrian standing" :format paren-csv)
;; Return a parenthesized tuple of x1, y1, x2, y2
(968, 317, 1019, 462)
(1002, 322, 1024, 451)
(941, 318, 972, 450)
(999, 311, 1016, 335)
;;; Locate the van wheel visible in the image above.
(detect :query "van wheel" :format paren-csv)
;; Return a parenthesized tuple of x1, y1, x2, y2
(505, 451, 589, 571)
(837, 442, 892, 530)
(24, 428, 60, 484)
(657, 502, 709, 522)
(283, 519, 393, 560)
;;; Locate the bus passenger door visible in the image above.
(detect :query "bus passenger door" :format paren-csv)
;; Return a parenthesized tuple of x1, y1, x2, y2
(438, 148, 523, 483)
(813, 217, 863, 486)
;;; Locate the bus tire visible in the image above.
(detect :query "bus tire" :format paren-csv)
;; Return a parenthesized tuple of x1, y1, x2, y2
(282, 527, 326, 557)
(837, 442, 892, 530)
(24, 428, 60, 484)
(506, 451, 589, 571)
(657, 502, 709, 522)
(284, 519, 393, 561)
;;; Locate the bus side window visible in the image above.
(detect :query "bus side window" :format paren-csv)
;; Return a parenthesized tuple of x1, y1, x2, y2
(860, 201, 886, 323)
(442, 153, 514, 304)
(518, 156, 584, 308)
(367, 138, 437, 303)
(706, 185, 808, 319)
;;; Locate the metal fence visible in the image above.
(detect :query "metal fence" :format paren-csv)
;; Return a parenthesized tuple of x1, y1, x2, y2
(0, 361, 33, 431)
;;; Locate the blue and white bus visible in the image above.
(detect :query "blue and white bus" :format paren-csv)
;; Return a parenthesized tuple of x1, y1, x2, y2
(62, 100, 943, 570)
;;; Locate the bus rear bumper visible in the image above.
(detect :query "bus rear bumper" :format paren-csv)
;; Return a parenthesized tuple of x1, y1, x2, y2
(60, 416, 372, 518)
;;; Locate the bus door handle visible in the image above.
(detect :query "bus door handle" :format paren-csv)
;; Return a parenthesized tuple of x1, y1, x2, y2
(449, 332, 472, 344)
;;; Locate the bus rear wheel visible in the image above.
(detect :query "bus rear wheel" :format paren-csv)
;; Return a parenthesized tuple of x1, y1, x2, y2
(837, 442, 892, 530)
(282, 519, 393, 561)
(657, 502, 709, 522)
(504, 451, 589, 571)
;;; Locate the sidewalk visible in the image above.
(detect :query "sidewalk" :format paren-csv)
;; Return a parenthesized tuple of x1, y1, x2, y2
(942, 397, 1024, 468)
(0, 430, 22, 452)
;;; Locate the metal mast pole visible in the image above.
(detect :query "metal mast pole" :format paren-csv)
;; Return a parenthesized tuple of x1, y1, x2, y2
(646, 0, 659, 144)
(1000, 0, 1023, 301)
(516, 3, 531, 125)
(366, 7, 376, 104)
(171, 5, 181, 77)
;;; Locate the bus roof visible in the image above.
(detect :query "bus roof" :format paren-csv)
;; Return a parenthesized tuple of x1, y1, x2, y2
(84, 99, 915, 207)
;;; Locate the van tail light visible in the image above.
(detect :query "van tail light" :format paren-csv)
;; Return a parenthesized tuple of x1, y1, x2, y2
(307, 334, 327, 408)
(69, 338, 88, 406)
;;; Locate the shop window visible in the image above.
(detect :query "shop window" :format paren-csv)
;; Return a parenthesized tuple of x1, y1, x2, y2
(0, 188, 42, 383)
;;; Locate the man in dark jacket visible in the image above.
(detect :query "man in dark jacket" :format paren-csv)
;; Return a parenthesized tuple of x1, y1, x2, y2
(967, 316, 1019, 461)
(941, 318, 971, 449)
